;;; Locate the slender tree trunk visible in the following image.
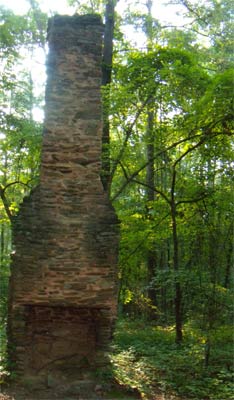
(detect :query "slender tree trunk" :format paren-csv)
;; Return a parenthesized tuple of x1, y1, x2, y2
(146, 109, 157, 309)
(171, 168, 183, 343)
(204, 337, 211, 367)
(101, 0, 118, 192)
(159, 240, 172, 322)
(171, 202, 183, 343)
(146, 111, 155, 201)
(145, 0, 158, 312)
(0, 224, 4, 265)
(224, 229, 233, 288)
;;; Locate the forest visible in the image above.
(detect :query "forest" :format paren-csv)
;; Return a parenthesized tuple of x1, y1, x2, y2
(0, 0, 233, 399)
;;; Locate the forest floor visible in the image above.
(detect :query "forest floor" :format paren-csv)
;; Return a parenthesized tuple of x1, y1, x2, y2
(0, 318, 233, 400)
(0, 386, 139, 400)
(0, 383, 182, 400)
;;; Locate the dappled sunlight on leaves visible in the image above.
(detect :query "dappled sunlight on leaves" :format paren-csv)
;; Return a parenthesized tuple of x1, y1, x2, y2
(110, 319, 234, 400)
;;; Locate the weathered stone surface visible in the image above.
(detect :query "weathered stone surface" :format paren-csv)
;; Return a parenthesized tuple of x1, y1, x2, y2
(8, 14, 119, 386)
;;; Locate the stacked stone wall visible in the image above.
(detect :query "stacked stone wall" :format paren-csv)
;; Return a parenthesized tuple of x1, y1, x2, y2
(8, 15, 119, 385)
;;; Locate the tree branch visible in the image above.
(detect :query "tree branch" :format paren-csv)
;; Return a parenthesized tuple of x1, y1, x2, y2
(0, 186, 13, 222)
(111, 132, 203, 201)
(120, 211, 171, 264)
(0, 181, 30, 223)
(176, 192, 211, 207)
(110, 95, 155, 187)
(131, 178, 171, 205)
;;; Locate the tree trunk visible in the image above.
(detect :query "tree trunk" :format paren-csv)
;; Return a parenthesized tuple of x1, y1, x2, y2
(224, 229, 233, 288)
(101, 0, 117, 192)
(145, 0, 157, 312)
(171, 194, 183, 343)
(146, 109, 157, 310)
(0, 224, 4, 265)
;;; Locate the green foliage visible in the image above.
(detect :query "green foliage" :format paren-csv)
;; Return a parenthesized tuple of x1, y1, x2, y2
(0, 6, 43, 222)
(0, 233, 10, 383)
(110, 1, 234, 339)
(111, 319, 234, 399)
(67, 0, 105, 14)
(0, 0, 233, 395)
(0, 6, 45, 383)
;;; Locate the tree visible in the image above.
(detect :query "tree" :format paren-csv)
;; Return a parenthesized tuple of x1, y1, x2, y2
(67, 0, 120, 192)
(0, 6, 45, 222)
(0, 6, 45, 346)
(108, 5, 233, 340)
(101, 0, 119, 192)
(0, 0, 233, 352)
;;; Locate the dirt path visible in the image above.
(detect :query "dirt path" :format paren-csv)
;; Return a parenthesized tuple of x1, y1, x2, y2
(0, 384, 141, 400)
(0, 387, 184, 400)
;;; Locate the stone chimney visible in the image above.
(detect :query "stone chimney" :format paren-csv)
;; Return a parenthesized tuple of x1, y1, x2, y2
(8, 15, 119, 387)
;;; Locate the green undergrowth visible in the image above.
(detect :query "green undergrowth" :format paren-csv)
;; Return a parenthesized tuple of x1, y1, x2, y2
(0, 317, 233, 399)
(110, 318, 234, 400)
(0, 275, 8, 384)
(0, 322, 8, 384)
